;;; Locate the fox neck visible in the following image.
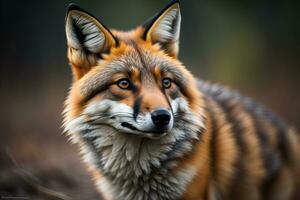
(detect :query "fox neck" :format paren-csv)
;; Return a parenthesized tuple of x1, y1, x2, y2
(84, 127, 199, 200)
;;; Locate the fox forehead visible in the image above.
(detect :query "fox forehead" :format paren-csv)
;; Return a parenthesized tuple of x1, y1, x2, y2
(78, 38, 186, 100)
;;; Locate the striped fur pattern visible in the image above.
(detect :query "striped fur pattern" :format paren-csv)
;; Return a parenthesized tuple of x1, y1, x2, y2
(63, 1, 300, 200)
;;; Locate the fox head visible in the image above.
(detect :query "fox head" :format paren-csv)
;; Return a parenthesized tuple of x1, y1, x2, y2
(63, 0, 204, 141)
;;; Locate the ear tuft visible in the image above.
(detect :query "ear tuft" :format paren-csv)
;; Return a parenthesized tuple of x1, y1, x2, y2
(143, 0, 181, 57)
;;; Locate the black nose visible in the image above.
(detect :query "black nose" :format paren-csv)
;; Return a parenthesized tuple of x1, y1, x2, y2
(151, 109, 171, 127)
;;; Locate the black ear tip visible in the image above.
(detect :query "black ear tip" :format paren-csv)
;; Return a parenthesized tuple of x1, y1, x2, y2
(66, 3, 86, 14)
(170, 0, 181, 6)
(172, 0, 180, 5)
(163, 0, 180, 11)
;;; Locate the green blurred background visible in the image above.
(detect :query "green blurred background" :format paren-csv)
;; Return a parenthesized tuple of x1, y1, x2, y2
(1, 0, 299, 199)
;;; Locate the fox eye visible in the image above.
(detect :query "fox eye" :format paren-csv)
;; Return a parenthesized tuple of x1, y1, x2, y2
(162, 78, 172, 89)
(117, 78, 131, 89)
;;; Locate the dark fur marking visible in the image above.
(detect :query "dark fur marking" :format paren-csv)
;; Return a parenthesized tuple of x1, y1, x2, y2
(169, 88, 180, 99)
(133, 96, 142, 120)
(242, 98, 282, 197)
(71, 17, 90, 55)
(243, 96, 290, 161)
(160, 87, 174, 116)
(264, 111, 289, 161)
(198, 82, 246, 198)
(243, 98, 281, 196)
(218, 108, 244, 199)
(204, 98, 218, 180)
(84, 84, 110, 103)
(205, 102, 224, 200)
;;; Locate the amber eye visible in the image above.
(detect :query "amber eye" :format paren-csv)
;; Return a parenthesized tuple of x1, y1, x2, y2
(117, 79, 131, 89)
(162, 78, 172, 89)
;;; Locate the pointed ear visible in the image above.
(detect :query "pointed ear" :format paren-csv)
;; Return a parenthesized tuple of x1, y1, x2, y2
(143, 0, 181, 57)
(65, 4, 118, 80)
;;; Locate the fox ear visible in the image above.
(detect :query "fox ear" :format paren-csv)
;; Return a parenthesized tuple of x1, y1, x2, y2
(65, 4, 117, 80)
(143, 0, 181, 57)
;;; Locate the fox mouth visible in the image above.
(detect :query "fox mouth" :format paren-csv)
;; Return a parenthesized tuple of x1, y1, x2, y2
(121, 122, 168, 135)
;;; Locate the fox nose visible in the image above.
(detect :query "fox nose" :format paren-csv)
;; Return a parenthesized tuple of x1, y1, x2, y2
(151, 109, 171, 127)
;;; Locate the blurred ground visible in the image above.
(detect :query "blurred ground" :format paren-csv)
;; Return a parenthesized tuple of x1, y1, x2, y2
(1, 0, 299, 199)
(0, 135, 99, 199)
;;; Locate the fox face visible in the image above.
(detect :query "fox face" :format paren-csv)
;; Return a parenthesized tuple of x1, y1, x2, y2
(64, 1, 203, 140)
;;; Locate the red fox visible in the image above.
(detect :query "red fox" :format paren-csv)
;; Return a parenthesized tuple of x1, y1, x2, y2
(63, 1, 300, 199)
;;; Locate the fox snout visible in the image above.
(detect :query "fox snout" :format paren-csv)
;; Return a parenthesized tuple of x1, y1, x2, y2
(130, 85, 172, 131)
(129, 90, 173, 136)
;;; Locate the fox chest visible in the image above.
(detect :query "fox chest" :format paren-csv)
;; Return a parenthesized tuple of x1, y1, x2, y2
(96, 166, 197, 200)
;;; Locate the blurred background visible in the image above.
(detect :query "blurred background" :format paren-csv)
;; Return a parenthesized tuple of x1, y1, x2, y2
(1, 0, 299, 199)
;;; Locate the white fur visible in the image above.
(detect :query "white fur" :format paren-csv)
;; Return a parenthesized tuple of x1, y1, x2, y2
(64, 97, 204, 200)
